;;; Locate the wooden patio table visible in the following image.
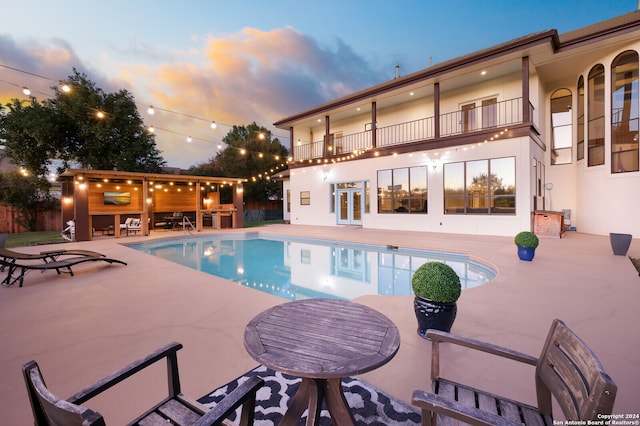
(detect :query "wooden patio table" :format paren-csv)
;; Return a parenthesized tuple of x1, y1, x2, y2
(243, 298, 400, 426)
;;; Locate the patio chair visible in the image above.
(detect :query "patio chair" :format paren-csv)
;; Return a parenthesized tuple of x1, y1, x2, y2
(119, 217, 142, 236)
(412, 319, 617, 425)
(1, 256, 127, 287)
(23, 342, 264, 426)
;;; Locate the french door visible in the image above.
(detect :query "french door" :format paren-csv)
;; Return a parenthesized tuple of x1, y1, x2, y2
(337, 187, 363, 225)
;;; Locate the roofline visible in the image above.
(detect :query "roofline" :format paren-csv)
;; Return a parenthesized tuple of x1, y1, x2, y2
(273, 29, 558, 128)
(58, 169, 247, 183)
(274, 10, 640, 129)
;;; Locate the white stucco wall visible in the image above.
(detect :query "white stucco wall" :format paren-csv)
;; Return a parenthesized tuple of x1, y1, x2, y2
(289, 135, 537, 237)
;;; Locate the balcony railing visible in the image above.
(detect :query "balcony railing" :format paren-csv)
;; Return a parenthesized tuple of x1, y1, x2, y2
(292, 97, 528, 162)
(377, 117, 435, 147)
(439, 97, 524, 137)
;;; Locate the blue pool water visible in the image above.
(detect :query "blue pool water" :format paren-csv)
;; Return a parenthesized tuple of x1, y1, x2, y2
(129, 233, 496, 301)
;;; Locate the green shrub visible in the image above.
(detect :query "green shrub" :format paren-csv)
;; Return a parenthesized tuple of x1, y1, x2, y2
(514, 231, 539, 248)
(411, 262, 461, 303)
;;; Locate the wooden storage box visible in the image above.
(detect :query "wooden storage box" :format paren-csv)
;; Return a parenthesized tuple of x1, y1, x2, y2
(533, 210, 565, 238)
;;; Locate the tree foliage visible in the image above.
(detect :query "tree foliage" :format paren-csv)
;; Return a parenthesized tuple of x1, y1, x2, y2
(0, 69, 165, 176)
(0, 171, 58, 231)
(214, 122, 289, 202)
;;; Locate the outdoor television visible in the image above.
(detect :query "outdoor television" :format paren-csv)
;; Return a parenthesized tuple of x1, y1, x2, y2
(103, 191, 131, 205)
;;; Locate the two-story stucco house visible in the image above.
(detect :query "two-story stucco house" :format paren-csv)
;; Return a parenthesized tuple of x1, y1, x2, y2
(274, 11, 640, 238)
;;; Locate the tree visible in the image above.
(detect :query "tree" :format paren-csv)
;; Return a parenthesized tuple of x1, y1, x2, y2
(0, 69, 165, 176)
(215, 122, 289, 202)
(0, 171, 58, 231)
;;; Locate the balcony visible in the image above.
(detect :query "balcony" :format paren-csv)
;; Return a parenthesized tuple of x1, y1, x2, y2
(292, 97, 530, 162)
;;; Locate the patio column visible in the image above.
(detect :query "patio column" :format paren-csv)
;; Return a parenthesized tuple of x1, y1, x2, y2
(323, 115, 331, 157)
(195, 181, 202, 232)
(371, 102, 377, 148)
(522, 56, 530, 123)
(142, 179, 150, 235)
(434, 83, 440, 139)
(74, 177, 90, 242)
(289, 127, 294, 161)
(233, 182, 244, 228)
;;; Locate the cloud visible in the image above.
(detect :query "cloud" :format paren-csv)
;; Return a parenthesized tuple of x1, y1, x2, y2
(1, 26, 387, 168)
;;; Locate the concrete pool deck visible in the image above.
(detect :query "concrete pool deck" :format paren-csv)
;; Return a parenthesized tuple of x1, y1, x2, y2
(1, 224, 638, 423)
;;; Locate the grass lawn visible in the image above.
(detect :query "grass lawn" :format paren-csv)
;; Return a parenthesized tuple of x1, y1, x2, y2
(4, 232, 67, 248)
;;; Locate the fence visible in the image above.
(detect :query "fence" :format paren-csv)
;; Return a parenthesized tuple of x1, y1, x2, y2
(0, 204, 61, 234)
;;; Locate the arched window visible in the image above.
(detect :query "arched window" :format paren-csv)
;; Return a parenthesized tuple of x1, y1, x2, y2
(577, 77, 585, 161)
(611, 50, 639, 173)
(550, 89, 573, 165)
(588, 64, 605, 166)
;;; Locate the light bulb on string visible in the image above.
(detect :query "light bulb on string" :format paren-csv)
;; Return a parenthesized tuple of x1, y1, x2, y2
(22, 87, 31, 96)
(187, 136, 193, 143)
(210, 121, 217, 129)
(147, 106, 155, 115)
(148, 125, 155, 133)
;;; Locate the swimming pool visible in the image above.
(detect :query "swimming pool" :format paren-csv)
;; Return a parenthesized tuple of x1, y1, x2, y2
(129, 233, 496, 300)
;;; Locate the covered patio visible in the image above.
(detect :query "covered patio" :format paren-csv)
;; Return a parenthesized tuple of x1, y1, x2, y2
(58, 169, 247, 241)
(0, 225, 638, 423)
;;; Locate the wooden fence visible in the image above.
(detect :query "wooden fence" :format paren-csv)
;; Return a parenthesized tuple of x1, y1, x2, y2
(0, 204, 61, 234)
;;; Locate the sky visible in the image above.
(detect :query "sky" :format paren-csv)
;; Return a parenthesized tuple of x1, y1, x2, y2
(0, 0, 637, 169)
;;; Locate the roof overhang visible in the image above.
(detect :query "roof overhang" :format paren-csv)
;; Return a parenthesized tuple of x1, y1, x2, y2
(58, 169, 247, 184)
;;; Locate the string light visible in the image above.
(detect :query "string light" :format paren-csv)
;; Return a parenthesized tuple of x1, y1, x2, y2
(0, 62, 291, 173)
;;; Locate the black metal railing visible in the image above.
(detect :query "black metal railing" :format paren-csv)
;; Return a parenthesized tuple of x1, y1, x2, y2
(292, 97, 528, 162)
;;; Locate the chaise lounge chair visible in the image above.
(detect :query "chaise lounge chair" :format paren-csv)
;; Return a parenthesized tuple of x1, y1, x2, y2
(1, 256, 127, 287)
(0, 247, 105, 263)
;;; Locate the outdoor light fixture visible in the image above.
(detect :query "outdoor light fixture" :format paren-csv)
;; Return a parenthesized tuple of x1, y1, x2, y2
(60, 82, 71, 92)
(22, 86, 31, 96)
(147, 105, 155, 115)
(210, 121, 217, 129)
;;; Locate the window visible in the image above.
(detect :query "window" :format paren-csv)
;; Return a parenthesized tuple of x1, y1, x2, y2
(577, 77, 585, 161)
(300, 191, 310, 205)
(588, 64, 605, 166)
(550, 89, 573, 165)
(377, 166, 428, 214)
(444, 157, 515, 214)
(611, 50, 639, 173)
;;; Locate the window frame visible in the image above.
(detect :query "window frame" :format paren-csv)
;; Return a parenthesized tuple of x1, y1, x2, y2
(377, 166, 428, 214)
(550, 88, 573, 165)
(611, 50, 639, 173)
(444, 156, 516, 215)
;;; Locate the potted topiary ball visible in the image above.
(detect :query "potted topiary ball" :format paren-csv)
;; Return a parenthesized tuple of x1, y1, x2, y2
(515, 231, 539, 261)
(411, 261, 461, 338)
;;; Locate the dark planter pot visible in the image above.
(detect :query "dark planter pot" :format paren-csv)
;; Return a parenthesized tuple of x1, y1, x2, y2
(413, 296, 457, 338)
(517, 245, 536, 261)
(610, 233, 632, 256)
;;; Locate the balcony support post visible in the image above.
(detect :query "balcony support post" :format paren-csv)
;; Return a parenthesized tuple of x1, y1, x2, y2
(522, 56, 530, 123)
(434, 83, 440, 139)
(323, 115, 330, 157)
(372, 101, 377, 148)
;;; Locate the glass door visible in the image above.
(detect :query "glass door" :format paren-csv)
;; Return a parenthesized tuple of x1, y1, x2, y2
(337, 186, 363, 225)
